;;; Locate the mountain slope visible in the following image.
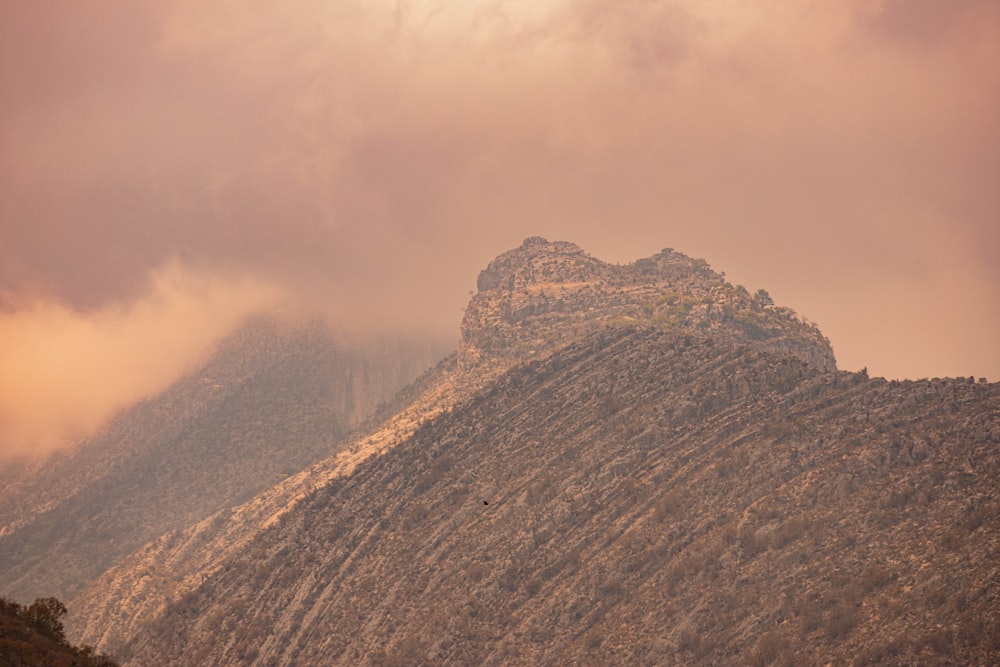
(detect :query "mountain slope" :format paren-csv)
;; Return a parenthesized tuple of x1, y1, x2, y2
(61, 239, 999, 664)
(66, 238, 841, 653)
(0, 316, 445, 602)
(88, 326, 1000, 665)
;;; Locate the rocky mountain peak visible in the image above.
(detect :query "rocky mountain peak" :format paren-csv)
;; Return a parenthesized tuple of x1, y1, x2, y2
(461, 238, 836, 373)
(55, 238, 998, 666)
(475, 237, 595, 293)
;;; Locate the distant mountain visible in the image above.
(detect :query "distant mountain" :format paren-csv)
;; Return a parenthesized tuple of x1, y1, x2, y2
(63, 239, 1000, 665)
(0, 316, 447, 603)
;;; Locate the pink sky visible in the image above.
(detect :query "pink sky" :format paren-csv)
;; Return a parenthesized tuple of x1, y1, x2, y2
(2, 0, 998, 458)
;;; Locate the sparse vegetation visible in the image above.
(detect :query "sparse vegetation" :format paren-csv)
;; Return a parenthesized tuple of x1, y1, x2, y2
(0, 596, 118, 666)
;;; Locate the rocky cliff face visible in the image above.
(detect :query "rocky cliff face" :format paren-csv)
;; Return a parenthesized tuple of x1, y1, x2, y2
(460, 237, 835, 373)
(0, 316, 445, 603)
(63, 239, 999, 666)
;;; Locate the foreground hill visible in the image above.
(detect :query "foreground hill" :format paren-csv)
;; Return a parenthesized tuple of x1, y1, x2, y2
(80, 327, 999, 665)
(0, 316, 445, 602)
(0, 597, 117, 666)
(67, 239, 998, 665)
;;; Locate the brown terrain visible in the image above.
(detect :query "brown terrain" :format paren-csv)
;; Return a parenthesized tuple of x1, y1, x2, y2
(6, 238, 998, 665)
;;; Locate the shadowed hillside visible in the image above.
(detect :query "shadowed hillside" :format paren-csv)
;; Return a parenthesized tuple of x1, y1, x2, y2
(0, 316, 446, 602)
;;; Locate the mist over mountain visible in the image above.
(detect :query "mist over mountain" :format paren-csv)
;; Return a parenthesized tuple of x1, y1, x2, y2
(0, 316, 446, 603)
(5, 0, 999, 659)
(49, 239, 999, 665)
(4, 1, 999, 382)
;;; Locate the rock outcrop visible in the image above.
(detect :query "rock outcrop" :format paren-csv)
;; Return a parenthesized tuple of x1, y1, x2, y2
(461, 237, 835, 372)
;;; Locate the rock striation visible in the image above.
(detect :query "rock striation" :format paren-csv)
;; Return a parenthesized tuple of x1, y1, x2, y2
(79, 327, 999, 666)
(53, 239, 1000, 665)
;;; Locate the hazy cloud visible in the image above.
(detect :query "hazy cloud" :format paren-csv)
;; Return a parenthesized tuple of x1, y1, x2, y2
(2, 0, 998, 456)
(0, 263, 280, 461)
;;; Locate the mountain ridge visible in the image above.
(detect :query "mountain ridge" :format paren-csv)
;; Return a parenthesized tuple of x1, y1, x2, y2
(65, 237, 838, 652)
(78, 326, 1000, 665)
(62, 238, 999, 665)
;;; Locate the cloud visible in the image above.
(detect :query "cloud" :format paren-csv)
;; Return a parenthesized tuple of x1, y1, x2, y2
(1, 0, 998, 415)
(0, 263, 280, 461)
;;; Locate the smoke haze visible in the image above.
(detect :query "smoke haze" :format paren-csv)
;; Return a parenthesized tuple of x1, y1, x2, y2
(2, 0, 998, 457)
(0, 264, 279, 460)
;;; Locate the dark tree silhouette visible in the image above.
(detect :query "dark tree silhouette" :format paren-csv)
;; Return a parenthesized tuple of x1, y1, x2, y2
(0, 596, 119, 666)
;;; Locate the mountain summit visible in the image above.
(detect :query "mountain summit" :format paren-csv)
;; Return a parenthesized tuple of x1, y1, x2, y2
(461, 237, 835, 372)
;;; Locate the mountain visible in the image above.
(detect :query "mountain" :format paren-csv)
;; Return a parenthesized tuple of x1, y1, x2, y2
(0, 316, 447, 603)
(461, 237, 835, 372)
(60, 239, 1000, 664)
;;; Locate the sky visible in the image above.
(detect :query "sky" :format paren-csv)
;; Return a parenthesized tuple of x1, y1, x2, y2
(2, 0, 998, 459)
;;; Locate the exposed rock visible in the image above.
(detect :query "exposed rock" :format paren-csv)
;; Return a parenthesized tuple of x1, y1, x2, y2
(461, 238, 835, 373)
